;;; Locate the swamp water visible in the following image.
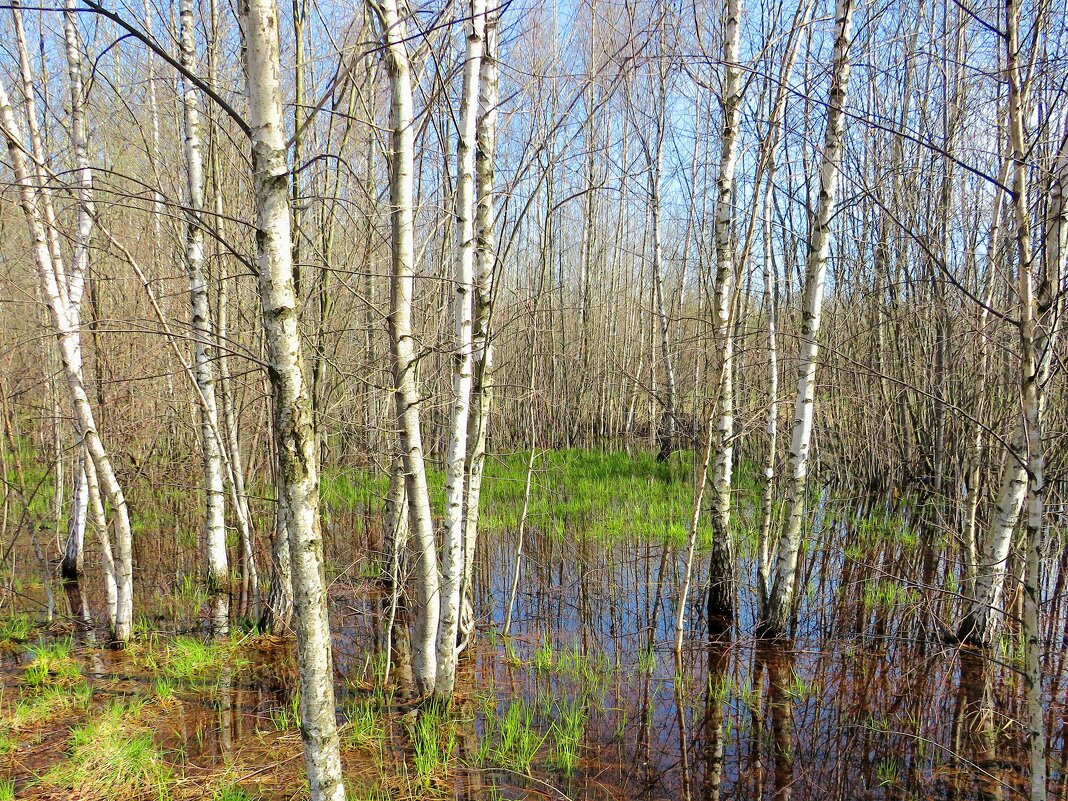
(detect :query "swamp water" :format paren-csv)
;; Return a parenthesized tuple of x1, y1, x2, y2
(0, 452, 1063, 800)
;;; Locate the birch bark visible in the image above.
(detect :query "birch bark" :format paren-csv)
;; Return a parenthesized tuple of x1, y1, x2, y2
(237, 0, 344, 794)
(759, 0, 856, 638)
(59, 0, 93, 581)
(706, 0, 744, 623)
(180, 0, 229, 633)
(436, 0, 486, 701)
(2, 9, 132, 642)
(460, 10, 500, 651)
(369, 0, 440, 697)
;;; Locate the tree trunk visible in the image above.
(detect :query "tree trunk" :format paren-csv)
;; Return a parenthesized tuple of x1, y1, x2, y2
(460, 10, 500, 654)
(237, 0, 344, 795)
(759, 0, 856, 638)
(1, 16, 134, 643)
(436, 0, 487, 702)
(180, 0, 229, 635)
(370, 0, 440, 698)
(706, 0, 744, 623)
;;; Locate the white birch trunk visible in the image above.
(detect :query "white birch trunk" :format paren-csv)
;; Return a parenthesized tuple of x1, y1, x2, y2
(757, 181, 779, 607)
(759, 0, 856, 638)
(1021, 118, 1067, 801)
(964, 158, 1010, 597)
(956, 11, 1044, 649)
(84, 455, 118, 623)
(753, 0, 810, 608)
(648, 72, 677, 463)
(2, 17, 133, 643)
(706, 0, 744, 623)
(180, 0, 229, 634)
(370, 0, 440, 697)
(59, 0, 92, 583)
(237, 0, 344, 795)
(63, 457, 89, 580)
(436, 0, 486, 701)
(460, 11, 500, 652)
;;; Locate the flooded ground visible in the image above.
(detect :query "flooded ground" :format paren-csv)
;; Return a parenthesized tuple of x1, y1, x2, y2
(1, 464, 1064, 800)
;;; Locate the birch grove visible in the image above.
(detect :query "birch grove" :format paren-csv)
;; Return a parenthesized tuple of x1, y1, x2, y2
(0, 0, 1067, 794)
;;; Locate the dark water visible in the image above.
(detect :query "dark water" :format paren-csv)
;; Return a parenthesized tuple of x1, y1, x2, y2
(2, 494, 1065, 800)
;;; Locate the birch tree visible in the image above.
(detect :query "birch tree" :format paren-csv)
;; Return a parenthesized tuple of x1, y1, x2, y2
(1023, 121, 1068, 801)
(758, 0, 856, 638)
(461, 9, 501, 648)
(58, 0, 94, 582)
(179, 0, 229, 633)
(706, 0, 744, 624)
(368, 0, 441, 697)
(1, 4, 133, 643)
(437, 0, 487, 702)
(236, 0, 344, 794)
(955, 0, 1043, 649)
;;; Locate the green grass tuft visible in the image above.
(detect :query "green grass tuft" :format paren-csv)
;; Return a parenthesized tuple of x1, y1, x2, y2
(212, 785, 259, 801)
(410, 702, 455, 788)
(0, 613, 32, 644)
(43, 699, 171, 799)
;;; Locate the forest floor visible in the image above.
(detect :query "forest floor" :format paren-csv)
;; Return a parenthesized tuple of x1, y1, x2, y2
(0, 449, 1051, 800)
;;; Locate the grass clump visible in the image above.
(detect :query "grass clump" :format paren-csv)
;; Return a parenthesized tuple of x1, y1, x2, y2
(268, 691, 301, 731)
(0, 730, 17, 755)
(142, 635, 245, 684)
(548, 698, 586, 775)
(23, 638, 81, 688)
(410, 702, 455, 789)
(0, 778, 13, 801)
(0, 613, 32, 644)
(492, 701, 546, 775)
(212, 785, 258, 801)
(343, 697, 385, 752)
(532, 636, 553, 673)
(861, 580, 918, 611)
(43, 698, 171, 800)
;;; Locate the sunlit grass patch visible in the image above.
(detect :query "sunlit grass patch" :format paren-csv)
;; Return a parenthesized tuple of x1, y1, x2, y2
(42, 698, 171, 800)
(23, 638, 81, 688)
(0, 778, 13, 801)
(154, 677, 177, 702)
(321, 448, 762, 547)
(141, 635, 247, 684)
(8, 686, 75, 729)
(410, 701, 455, 789)
(342, 696, 386, 752)
(0, 613, 32, 645)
